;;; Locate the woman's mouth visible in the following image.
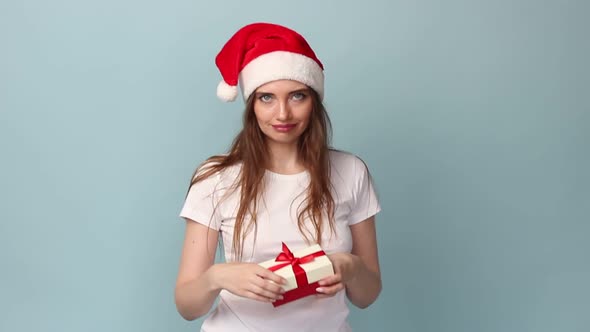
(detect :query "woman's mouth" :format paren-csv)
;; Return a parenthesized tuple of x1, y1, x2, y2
(272, 124, 297, 132)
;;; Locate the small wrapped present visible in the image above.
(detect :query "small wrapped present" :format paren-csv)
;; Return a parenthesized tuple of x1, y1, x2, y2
(259, 242, 334, 307)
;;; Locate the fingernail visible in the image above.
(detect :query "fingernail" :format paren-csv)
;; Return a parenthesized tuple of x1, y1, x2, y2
(316, 287, 323, 293)
(278, 296, 284, 300)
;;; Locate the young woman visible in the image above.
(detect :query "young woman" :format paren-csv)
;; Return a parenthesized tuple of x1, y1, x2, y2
(175, 22, 382, 331)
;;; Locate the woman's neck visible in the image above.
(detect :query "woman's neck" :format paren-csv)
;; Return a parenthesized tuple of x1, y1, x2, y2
(266, 141, 305, 175)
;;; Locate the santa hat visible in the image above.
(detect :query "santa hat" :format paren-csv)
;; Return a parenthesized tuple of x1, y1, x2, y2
(215, 22, 324, 102)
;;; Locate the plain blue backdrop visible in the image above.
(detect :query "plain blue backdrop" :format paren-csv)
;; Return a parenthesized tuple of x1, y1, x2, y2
(1, 0, 589, 331)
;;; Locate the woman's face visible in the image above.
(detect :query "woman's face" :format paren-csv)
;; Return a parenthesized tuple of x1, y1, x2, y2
(253, 80, 313, 147)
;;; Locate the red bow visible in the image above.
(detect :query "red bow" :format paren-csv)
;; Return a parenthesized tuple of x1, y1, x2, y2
(266, 242, 327, 307)
(268, 242, 319, 272)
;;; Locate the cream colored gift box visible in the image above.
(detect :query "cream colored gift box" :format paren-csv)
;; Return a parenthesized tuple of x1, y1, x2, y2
(259, 244, 334, 306)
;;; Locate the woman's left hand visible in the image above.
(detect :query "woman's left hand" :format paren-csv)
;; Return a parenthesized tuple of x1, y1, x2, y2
(315, 253, 359, 297)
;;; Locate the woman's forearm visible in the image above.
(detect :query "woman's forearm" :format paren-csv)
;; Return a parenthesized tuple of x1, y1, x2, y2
(175, 265, 221, 320)
(345, 255, 382, 308)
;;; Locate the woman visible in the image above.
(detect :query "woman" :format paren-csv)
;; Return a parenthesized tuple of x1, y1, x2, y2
(175, 22, 382, 331)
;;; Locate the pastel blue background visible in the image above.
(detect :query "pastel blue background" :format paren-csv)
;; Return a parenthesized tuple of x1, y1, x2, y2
(1, 0, 588, 331)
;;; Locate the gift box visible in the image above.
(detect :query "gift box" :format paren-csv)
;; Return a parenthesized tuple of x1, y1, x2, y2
(259, 242, 334, 307)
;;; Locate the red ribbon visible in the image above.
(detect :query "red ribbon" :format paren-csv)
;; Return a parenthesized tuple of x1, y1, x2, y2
(267, 242, 326, 306)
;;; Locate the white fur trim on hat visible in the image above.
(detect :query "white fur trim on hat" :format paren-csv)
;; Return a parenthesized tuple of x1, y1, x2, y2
(217, 80, 238, 102)
(238, 51, 324, 101)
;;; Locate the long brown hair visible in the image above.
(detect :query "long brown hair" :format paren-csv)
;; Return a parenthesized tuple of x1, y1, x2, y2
(188, 87, 335, 260)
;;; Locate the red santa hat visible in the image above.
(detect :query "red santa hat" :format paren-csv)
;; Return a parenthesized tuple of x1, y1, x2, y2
(215, 22, 325, 102)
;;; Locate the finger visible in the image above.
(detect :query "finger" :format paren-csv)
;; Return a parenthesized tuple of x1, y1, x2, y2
(316, 282, 345, 296)
(243, 290, 277, 303)
(256, 267, 287, 285)
(318, 273, 342, 286)
(263, 280, 287, 295)
(248, 273, 285, 296)
(250, 281, 285, 300)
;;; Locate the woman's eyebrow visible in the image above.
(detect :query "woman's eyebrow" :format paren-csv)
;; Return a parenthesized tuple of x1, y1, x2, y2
(255, 88, 309, 95)
(289, 88, 309, 94)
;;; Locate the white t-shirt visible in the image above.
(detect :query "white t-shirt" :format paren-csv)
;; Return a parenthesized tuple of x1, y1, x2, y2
(179, 150, 381, 332)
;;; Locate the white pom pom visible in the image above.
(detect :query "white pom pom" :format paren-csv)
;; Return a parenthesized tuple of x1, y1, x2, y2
(216, 80, 238, 102)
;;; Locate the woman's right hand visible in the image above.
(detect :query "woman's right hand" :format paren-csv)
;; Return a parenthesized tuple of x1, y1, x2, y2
(208, 263, 287, 303)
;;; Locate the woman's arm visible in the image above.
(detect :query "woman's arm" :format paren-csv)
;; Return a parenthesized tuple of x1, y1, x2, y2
(318, 216, 382, 308)
(344, 216, 382, 307)
(174, 220, 221, 320)
(175, 220, 288, 321)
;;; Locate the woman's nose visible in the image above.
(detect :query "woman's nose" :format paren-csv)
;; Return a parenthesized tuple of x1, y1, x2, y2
(277, 100, 291, 121)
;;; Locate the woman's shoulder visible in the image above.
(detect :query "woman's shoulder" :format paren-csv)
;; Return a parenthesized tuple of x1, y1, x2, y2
(193, 155, 241, 183)
(329, 149, 367, 169)
(328, 149, 370, 180)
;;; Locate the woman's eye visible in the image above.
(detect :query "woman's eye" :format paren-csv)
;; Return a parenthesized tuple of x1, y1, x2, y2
(292, 92, 307, 101)
(259, 94, 273, 102)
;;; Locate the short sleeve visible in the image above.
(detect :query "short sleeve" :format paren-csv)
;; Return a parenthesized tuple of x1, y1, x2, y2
(348, 157, 381, 225)
(179, 171, 223, 230)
